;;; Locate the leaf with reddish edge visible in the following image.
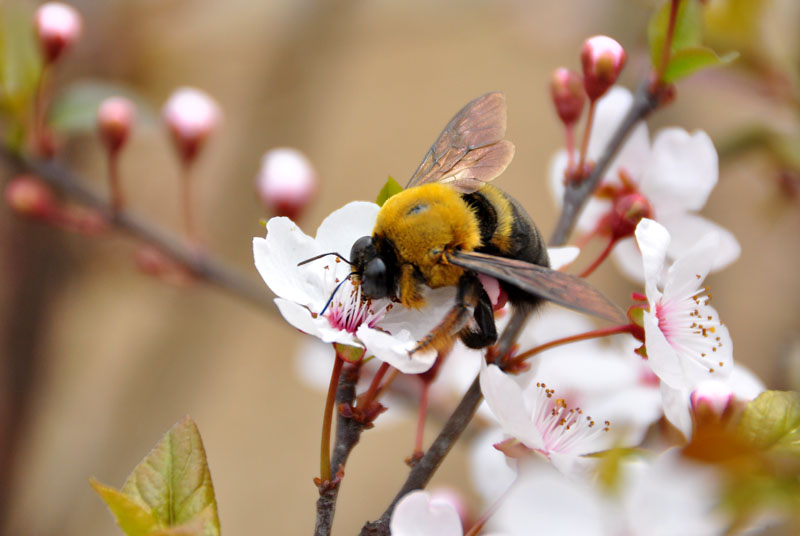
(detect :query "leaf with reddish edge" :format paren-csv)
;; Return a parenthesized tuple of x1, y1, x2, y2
(91, 416, 221, 536)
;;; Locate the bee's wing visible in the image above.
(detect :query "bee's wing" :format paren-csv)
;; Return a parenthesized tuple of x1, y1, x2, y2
(446, 250, 627, 324)
(406, 92, 515, 193)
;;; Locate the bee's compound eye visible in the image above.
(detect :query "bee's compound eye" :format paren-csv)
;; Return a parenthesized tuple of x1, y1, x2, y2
(361, 258, 388, 298)
(350, 236, 374, 268)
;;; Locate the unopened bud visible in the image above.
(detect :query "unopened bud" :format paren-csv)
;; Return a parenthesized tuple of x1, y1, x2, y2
(4, 176, 56, 220)
(34, 2, 82, 64)
(97, 96, 135, 154)
(610, 192, 652, 239)
(691, 380, 734, 424)
(162, 87, 221, 164)
(550, 68, 586, 126)
(581, 35, 626, 101)
(256, 148, 317, 220)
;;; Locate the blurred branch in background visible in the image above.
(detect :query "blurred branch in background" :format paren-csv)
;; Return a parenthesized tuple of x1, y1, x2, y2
(0, 147, 277, 313)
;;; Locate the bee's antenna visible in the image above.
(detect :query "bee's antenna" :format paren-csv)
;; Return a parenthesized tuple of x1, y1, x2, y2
(319, 272, 357, 316)
(298, 252, 352, 267)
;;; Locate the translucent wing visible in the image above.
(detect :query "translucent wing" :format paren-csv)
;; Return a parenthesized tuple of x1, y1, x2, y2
(406, 92, 515, 193)
(446, 250, 627, 324)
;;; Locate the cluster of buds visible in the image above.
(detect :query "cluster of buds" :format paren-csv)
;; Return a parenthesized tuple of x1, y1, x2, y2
(550, 35, 626, 126)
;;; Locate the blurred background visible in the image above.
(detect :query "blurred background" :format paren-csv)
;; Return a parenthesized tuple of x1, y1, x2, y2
(0, 0, 798, 534)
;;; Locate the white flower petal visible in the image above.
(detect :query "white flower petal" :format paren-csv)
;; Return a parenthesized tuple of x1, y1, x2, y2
(254, 218, 321, 306)
(492, 462, 604, 536)
(662, 231, 719, 299)
(390, 490, 463, 536)
(480, 363, 544, 450)
(634, 218, 670, 298)
(274, 298, 361, 347)
(469, 427, 517, 504)
(589, 87, 651, 180)
(660, 382, 693, 439)
(643, 309, 685, 388)
(548, 150, 613, 233)
(730, 364, 766, 400)
(547, 246, 580, 271)
(641, 128, 718, 215)
(356, 325, 436, 374)
(314, 201, 379, 257)
(610, 236, 646, 282)
(661, 213, 741, 272)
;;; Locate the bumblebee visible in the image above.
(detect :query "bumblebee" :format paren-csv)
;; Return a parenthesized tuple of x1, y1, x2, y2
(327, 93, 623, 354)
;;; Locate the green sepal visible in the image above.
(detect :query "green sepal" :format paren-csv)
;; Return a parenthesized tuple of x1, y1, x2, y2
(376, 176, 403, 207)
(648, 0, 704, 69)
(663, 47, 738, 83)
(627, 305, 646, 328)
(334, 343, 365, 363)
(737, 390, 800, 453)
(91, 416, 221, 536)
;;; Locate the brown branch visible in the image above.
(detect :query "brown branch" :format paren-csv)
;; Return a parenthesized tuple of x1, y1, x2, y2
(549, 81, 665, 246)
(359, 308, 531, 535)
(0, 147, 276, 314)
(314, 362, 364, 536)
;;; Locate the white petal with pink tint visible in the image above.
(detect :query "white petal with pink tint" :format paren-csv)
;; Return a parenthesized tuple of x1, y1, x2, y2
(390, 491, 463, 536)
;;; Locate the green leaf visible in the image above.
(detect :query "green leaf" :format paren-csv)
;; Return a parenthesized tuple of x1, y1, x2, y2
(648, 0, 704, 69)
(0, 5, 43, 120)
(738, 390, 800, 453)
(663, 47, 739, 83)
(376, 176, 403, 206)
(48, 80, 156, 134)
(91, 479, 160, 536)
(91, 416, 221, 536)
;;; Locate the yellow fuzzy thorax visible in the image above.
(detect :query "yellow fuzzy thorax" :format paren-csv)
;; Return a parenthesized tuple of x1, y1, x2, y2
(374, 183, 480, 289)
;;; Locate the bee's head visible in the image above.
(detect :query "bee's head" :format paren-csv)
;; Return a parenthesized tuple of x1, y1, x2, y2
(350, 235, 391, 299)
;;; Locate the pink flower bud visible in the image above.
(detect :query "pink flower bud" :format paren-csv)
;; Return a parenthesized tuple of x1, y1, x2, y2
(690, 380, 734, 418)
(550, 67, 586, 126)
(609, 192, 652, 239)
(34, 2, 82, 64)
(4, 176, 56, 220)
(97, 96, 135, 153)
(256, 148, 317, 220)
(162, 87, 221, 164)
(581, 35, 626, 101)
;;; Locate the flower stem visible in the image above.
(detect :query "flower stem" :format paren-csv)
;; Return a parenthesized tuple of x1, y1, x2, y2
(180, 161, 197, 248)
(575, 99, 596, 181)
(579, 236, 617, 278)
(358, 361, 391, 410)
(413, 380, 430, 457)
(107, 151, 123, 213)
(509, 323, 635, 369)
(320, 355, 344, 483)
(654, 0, 681, 85)
(565, 123, 576, 173)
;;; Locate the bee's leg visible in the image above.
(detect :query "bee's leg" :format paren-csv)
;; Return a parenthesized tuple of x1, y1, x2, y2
(458, 286, 497, 349)
(411, 274, 482, 355)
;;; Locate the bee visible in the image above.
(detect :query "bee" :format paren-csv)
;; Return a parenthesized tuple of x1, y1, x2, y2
(309, 92, 625, 355)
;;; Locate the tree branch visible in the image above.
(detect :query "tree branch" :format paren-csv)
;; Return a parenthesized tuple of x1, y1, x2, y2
(314, 362, 364, 536)
(549, 81, 664, 246)
(0, 147, 276, 313)
(360, 308, 531, 535)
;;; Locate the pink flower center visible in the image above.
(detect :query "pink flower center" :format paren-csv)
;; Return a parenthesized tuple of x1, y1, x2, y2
(325, 281, 389, 334)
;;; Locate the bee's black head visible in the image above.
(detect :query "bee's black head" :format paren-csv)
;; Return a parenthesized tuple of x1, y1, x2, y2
(350, 235, 392, 299)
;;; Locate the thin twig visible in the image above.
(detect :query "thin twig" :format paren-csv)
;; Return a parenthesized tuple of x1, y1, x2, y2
(0, 147, 276, 313)
(549, 81, 663, 246)
(314, 362, 363, 536)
